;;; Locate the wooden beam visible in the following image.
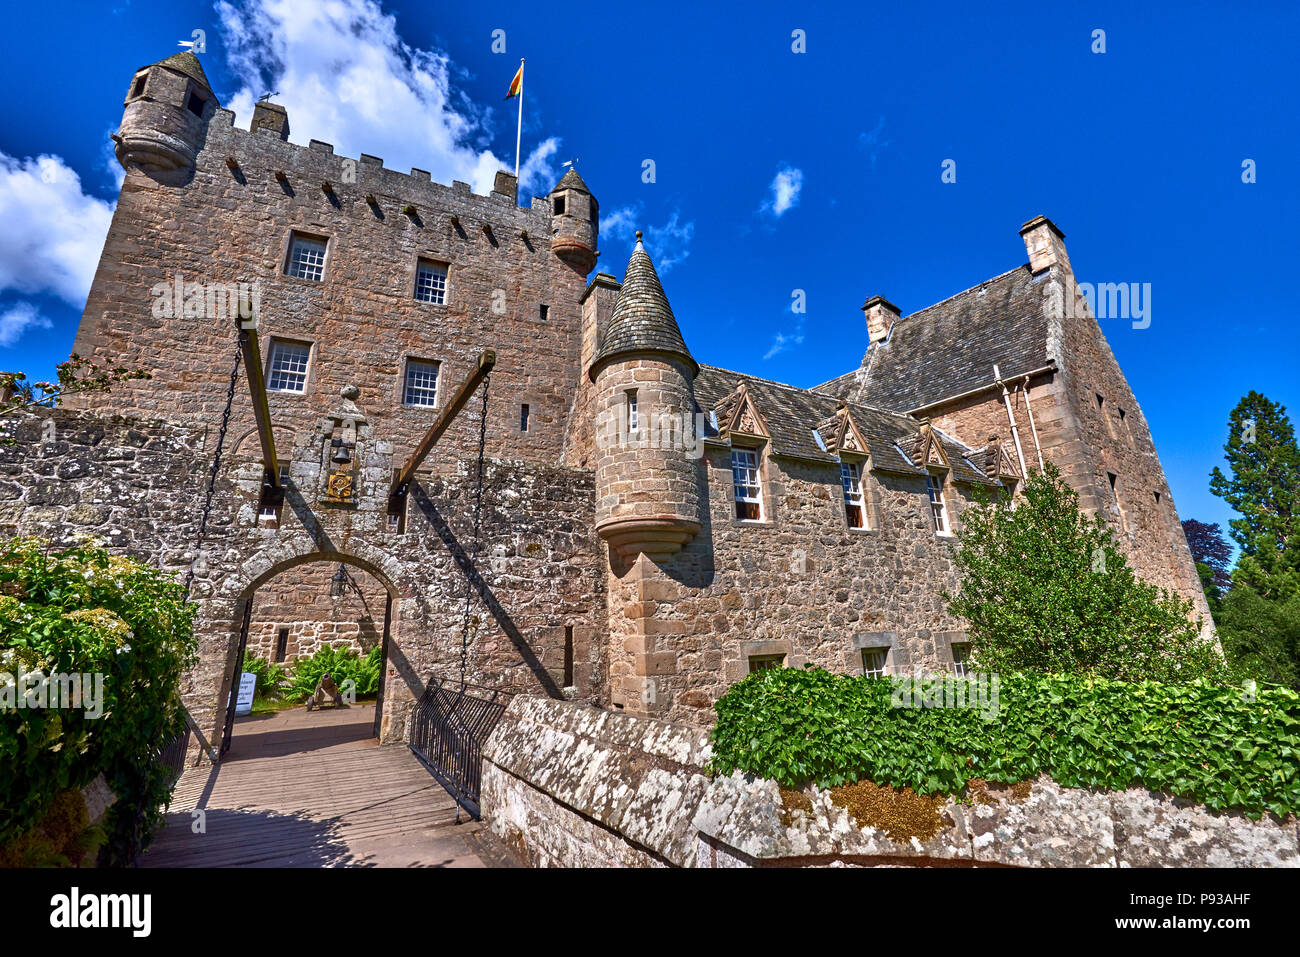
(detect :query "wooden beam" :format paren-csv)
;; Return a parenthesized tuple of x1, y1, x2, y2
(392, 349, 495, 493)
(237, 322, 281, 490)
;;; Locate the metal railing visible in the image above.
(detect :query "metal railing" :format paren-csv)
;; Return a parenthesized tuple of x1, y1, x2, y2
(156, 718, 193, 784)
(408, 679, 512, 820)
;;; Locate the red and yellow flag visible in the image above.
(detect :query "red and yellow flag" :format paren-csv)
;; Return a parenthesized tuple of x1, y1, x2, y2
(504, 63, 523, 100)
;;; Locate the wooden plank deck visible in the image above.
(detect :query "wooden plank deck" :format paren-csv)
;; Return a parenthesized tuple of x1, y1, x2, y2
(139, 703, 492, 868)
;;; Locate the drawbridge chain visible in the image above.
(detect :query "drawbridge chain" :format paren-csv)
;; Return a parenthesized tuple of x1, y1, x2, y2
(184, 330, 243, 595)
(458, 372, 491, 689)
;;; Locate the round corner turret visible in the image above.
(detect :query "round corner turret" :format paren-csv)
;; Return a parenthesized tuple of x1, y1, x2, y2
(549, 168, 598, 275)
(115, 51, 219, 176)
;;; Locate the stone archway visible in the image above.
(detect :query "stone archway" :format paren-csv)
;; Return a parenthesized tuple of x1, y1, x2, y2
(186, 534, 427, 760)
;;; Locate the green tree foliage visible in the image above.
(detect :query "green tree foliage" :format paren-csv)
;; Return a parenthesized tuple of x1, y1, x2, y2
(1216, 587, 1300, 691)
(947, 464, 1221, 682)
(0, 538, 197, 864)
(1209, 391, 1300, 600)
(0, 354, 150, 422)
(1182, 518, 1232, 617)
(710, 667, 1300, 818)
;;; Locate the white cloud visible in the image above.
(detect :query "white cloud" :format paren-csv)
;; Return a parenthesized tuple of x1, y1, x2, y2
(0, 302, 53, 348)
(597, 205, 695, 276)
(760, 165, 803, 218)
(0, 152, 115, 309)
(763, 303, 806, 360)
(217, 0, 550, 196)
(517, 137, 561, 200)
(858, 116, 890, 169)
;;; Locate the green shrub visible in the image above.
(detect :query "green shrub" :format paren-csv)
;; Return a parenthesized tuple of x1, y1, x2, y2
(0, 538, 197, 863)
(710, 666, 1300, 818)
(947, 464, 1223, 682)
(286, 644, 381, 702)
(241, 655, 290, 700)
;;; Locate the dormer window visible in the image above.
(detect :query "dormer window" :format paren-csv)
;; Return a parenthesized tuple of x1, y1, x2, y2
(185, 90, 206, 117)
(927, 472, 950, 535)
(841, 460, 866, 529)
(732, 448, 762, 521)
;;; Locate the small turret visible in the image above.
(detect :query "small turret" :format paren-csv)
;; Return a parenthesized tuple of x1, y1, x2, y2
(549, 168, 598, 275)
(591, 233, 701, 561)
(114, 51, 218, 176)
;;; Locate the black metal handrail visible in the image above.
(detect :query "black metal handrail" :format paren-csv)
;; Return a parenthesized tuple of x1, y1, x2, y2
(156, 717, 193, 785)
(408, 679, 512, 820)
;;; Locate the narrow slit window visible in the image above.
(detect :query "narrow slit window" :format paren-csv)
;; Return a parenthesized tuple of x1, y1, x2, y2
(732, 448, 762, 521)
(626, 390, 638, 433)
(415, 260, 448, 304)
(274, 627, 290, 663)
(267, 340, 311, 393)
(520, 403, 530, 431)
(285, 233, 327, 281)
(539, 303, 549, 321)
(841, 461, 866, 529)
(403, 359, 440, 408)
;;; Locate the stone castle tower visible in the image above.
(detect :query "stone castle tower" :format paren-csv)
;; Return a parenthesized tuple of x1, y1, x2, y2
(114, 52, 218, 178)
(590, 233, 701, 562)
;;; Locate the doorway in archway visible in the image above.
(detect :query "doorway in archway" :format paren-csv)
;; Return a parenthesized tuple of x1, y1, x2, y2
(220, 556, 398, 760)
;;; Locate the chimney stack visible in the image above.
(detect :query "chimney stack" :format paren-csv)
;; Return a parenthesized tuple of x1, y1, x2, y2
(863, 295, 901, 344)
(1019, 215, 1070, 274)
(252, 101, 290, 141)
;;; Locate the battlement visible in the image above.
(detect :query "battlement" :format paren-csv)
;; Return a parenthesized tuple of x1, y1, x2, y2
(205, 107, 557, 232)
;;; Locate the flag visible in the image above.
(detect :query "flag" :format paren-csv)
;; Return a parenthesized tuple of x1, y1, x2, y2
(504, 64, 523, 100)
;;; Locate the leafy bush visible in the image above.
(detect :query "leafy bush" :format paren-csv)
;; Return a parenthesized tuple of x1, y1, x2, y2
(286, 644, 381, 702)
(241, 655, 290, 700)
(0, 538, 197, 863)
(1217, 586, 1300, 691)
(710, 666, 1300, 818)
(947, 464, 1223, 682)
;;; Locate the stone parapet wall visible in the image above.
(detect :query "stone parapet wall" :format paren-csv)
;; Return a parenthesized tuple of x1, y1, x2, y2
(482, 696, 1300, 868)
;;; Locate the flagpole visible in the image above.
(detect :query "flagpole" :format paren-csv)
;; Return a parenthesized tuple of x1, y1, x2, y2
(514, 58, 524, 180)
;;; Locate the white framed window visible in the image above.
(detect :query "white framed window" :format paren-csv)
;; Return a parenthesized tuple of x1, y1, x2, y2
(403, 359, 440, 407)
(927, 473, 949, 534)
(415, 260, 448, 304)
(285, 233, 327, 281)
(267, 340, 310, 393)
(951, 642, 972, 677)
(862, 648, 888, 678)
(732, 448, 762, 521)
(841, 460, 866, 529)
(626, 390, 638, 433)
(748, 654, 783, 674)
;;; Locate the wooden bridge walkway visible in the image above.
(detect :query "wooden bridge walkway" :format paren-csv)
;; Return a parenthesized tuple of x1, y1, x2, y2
(139, 703, 506, 868)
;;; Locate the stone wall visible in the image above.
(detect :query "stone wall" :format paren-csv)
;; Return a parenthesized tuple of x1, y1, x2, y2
(0, 408, 605, 751)
(482, 696, 1300, 868)
(245, 562, 389, 662)
(604, 445, 984, 727)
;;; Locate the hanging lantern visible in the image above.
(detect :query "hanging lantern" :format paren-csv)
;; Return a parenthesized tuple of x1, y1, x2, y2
(329, 563, 350, 597)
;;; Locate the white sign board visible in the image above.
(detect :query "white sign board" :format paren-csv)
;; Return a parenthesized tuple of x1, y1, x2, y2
(235, 672, 257, 715)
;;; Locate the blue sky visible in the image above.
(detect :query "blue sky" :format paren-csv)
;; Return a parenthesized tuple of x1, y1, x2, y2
(1, 0, 1296, 543)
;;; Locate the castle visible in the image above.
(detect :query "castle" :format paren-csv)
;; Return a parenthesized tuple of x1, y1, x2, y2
(39, 50, 1210, 738)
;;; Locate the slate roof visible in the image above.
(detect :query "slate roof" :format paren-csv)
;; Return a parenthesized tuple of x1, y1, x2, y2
(552, 167, 591, 195)
(590, 239, 697, 379)
(150, 51, 212, 92)
(692, 365, 999, 485)
(812, 265, 1053, 412)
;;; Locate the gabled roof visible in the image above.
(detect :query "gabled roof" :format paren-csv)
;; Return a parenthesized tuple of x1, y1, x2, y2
(149, 51, 212, 92)
(693, 365, 944, 477)
(590, 237, 697, 379)
(812, 264, 1053, 412)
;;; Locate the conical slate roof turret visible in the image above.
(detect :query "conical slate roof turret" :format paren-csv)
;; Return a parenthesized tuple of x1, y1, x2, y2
(590, 233, 697, 380)
(552, 167, 591, 195)
(149, 51, 213, 92)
